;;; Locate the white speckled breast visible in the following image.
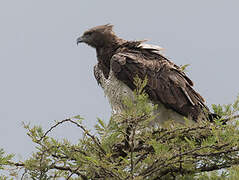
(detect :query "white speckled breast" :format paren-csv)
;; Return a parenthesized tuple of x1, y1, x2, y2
(95, 64, 134, 114)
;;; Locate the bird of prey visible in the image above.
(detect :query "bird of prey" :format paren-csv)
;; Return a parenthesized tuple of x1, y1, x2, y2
(77, 24, 216, 124)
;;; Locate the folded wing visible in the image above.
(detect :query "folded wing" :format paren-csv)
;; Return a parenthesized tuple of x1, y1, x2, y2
(111, 44, 209, 121)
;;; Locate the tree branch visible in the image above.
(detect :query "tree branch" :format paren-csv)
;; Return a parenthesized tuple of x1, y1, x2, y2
(37, 119, 106, 155)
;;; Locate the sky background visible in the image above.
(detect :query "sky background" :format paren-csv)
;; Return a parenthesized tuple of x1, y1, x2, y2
(0, 0, 239, 161)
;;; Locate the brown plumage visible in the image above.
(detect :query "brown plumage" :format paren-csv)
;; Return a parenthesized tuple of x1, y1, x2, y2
(77, 24, 216, 123)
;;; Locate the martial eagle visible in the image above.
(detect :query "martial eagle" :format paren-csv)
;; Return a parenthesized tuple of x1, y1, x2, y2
(77, 24, 216, 124)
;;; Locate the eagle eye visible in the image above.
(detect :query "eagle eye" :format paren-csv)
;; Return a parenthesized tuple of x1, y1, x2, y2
(84, 31, 93, 36)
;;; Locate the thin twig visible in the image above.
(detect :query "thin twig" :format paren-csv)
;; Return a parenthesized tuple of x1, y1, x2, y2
(141, 143, 230, 177)
(38, 119, 106, 155)
(222, 114, 239, 123)
(20, 169, 27, 180)
(130, 126, 136, 179)
(8, 161, 88, 180)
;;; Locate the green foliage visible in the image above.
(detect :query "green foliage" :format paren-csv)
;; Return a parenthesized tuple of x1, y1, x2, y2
(0, 149, 14, 179)
(0, 149, 13, 170)
(211, 94, 239, 118)
(180, 64, 190, 72)
(1, 78, 239, 179)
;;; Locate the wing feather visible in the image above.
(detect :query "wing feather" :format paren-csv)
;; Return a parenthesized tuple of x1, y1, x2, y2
(111, 45, 208, 121)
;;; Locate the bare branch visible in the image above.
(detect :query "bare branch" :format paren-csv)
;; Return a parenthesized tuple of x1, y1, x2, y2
(9, 161, 88, 180)
(37, 118, 106, 155)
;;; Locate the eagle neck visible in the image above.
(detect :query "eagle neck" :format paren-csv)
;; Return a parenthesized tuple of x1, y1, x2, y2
(96, 43, 121, 79)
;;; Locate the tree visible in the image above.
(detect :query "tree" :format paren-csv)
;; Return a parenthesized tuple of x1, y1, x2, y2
(1, 77, 239, 179)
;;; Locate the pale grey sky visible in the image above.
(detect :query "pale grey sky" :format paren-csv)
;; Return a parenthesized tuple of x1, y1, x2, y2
(0, 1, 239, 161)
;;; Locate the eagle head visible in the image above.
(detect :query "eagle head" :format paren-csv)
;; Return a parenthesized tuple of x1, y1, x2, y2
(77, 24, 116, 48)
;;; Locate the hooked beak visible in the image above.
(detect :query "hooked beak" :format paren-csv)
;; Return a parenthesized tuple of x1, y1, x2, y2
(76, 36, 84, 45)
